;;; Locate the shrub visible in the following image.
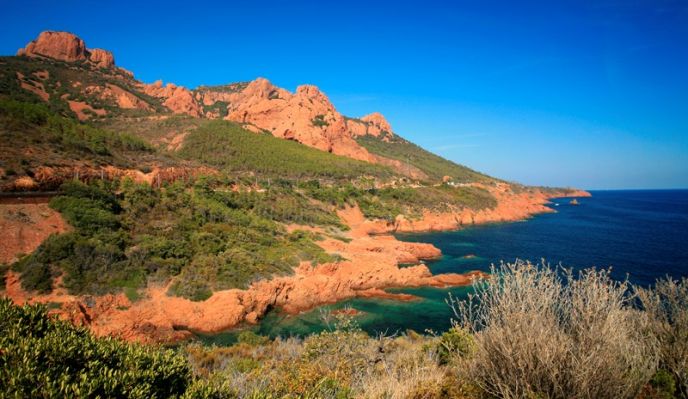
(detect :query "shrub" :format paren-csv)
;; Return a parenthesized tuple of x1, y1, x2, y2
(311, 114, 329, 127)
(637, 276, 688, 398)
(436, 326, 475, 365)
(0, 298, 194, 398)
(450, 261, 659, 399)
(237, 330, 269, 346)
(356, 133, 490, 183)
(0, 98, 153, 157)
(649, 369, 678, 399)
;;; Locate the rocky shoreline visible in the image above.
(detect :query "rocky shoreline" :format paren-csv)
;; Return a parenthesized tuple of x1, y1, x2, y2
(1, 186, 589, 343)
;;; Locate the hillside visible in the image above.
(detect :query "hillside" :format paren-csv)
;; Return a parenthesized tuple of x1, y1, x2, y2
(0, 30, 589, 348)
(2, 31, 486, 183)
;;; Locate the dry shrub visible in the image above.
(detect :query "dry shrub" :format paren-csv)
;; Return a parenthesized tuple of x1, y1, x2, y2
(298, 314, 446, 398)
(451, 261, 658, 399)
(637, 277, 688, 398)
(358, 334, 444, 399)
(185, 313, 451, 399)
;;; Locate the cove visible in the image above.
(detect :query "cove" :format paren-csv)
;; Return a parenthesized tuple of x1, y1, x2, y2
(200, 190, 688, 346)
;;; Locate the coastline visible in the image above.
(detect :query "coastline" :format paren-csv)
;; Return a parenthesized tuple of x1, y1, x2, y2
(1, 185, 590, 343)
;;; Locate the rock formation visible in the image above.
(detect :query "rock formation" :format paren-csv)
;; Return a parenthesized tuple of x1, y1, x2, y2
(87, 48, 115, 68)
(17, 31, 115, 68)
(14, 31, 412, 168)
(187, 78, 376, 161)
(142, 81, 202, 117)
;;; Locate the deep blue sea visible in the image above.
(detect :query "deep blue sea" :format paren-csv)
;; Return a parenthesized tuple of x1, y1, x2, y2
(201, 190, 688, 345)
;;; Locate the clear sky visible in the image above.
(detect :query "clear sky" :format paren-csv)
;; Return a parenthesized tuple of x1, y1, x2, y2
(1, 0, 687, 189)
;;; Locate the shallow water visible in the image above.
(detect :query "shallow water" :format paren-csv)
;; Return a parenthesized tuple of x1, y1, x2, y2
(200, 190, 688, 345)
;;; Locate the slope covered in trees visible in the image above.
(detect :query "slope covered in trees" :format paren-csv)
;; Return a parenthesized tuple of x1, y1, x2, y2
(356, 133, 492, 183)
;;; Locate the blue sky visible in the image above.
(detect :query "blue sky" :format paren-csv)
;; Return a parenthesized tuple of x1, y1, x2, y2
(1, 0, 687, 189)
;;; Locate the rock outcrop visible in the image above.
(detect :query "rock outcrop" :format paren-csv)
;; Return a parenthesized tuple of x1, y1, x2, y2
(194, 78, 378, 162)
(0, 197, 69, 264)
(87, 48, 115, 68)
(1, 165, 219, 192)
(15, 32, 413, 168)
(360, 112, 394, 138)
(17, 31, 115, 68)
(142, 81, 202, 117)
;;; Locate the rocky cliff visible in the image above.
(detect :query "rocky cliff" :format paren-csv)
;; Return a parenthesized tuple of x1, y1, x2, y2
(17, 31, 115, 68)
(12, 31, 410, 168)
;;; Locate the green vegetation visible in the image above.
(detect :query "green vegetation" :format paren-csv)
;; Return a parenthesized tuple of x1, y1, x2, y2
(179, 120, 395, 181)
(435, 326, 475, 365)
(3, 100, 498, 299)
(95, 113, 206, 153)
(0, 298, 195, 398)
(357, 133, 492, 183)
(305, 182, 497, 221)
(4, 264, 688, 398)
(0, 98, 160, 188)
(195, 82, 250, 94)
(12, 179, 339, 300)
(202, 100, 229, 118)
(311, 114, 329, 127)
(0, 98, 151, 154)
(0, 56, 166, 118)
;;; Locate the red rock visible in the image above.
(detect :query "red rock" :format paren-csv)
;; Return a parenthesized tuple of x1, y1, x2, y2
(2, 182, 589, 343)
(17, 31, 116, 69)
(18, 31, 87, 62)
(88, 48, 115, 68)
(218, 78, 377, 162)
(360, 112, 393, 137)
(163, 86, 202, 117)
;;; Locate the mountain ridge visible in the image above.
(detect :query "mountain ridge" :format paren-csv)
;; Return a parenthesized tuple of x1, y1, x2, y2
(9, 31, 425, 172)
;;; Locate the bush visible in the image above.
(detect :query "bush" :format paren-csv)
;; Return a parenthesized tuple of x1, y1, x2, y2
(638, 276, 688, 398)
(451, 261, 659, 399)
(311, 114, 329, 127)
(0, 298, 194, 398)
(436, 326, 475, 365)
(237, 330, 269, 346)
(356, 133, 490, 183)
(649, 369, 678, 399)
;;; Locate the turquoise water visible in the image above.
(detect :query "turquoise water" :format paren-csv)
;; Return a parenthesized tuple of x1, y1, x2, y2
(200, 190, 688, 345)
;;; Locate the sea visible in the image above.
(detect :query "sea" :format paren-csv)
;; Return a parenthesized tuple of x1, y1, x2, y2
(200, 189, 688, 345)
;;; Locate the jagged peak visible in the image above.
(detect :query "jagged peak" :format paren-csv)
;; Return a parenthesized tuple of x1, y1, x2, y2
(360, 112, 392, 133)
